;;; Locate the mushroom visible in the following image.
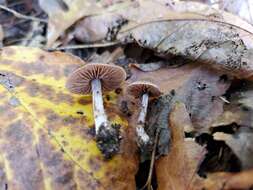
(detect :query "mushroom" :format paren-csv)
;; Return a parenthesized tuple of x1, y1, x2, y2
(126, 81, 162, 147)
(66, 63, 126, 158)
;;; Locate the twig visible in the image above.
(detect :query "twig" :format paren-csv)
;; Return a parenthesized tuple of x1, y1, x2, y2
(0, 5, 47, 23)
(141, 129, 160, 190)
(47, 41, 120, 51)
(120, 17, 253, 37)
(219, 96, 230, 104)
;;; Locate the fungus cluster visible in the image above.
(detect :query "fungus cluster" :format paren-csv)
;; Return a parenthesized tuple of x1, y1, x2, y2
(66, 63, 162, 158)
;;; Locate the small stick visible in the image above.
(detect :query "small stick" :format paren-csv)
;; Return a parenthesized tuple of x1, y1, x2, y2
(219, 96, 230, 104)
(0, 5, 47, 23)
(141, 129, 160, 190)
(47, 41, 119, 51)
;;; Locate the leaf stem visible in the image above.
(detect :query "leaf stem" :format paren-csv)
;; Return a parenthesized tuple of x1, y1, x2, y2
(0, 5, 47, 23)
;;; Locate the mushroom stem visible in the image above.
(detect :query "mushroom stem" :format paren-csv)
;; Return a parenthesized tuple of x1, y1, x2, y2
(136, 93, 150, 145)
(91, 79, 108, 133)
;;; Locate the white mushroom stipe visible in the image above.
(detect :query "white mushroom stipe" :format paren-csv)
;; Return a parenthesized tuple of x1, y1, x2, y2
(137, 93, 150, 145)
(66, 64, 127, 158)
(91, 79, 108, 134)
(136, 124, 150, 145)
(138, 93, 149, 124)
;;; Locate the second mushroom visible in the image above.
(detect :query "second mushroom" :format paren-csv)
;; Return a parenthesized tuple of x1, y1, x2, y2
(66, 63, 126, 159)
(127, 81, 162, 148)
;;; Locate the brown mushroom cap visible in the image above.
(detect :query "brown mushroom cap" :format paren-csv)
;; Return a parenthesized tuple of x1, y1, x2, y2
(66, 63, 126, 94)
(126, 81, 162, 98)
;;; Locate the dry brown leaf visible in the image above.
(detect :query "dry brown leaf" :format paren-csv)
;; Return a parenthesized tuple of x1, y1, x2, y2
(66, 0, 253, 80)
(74, 13, 127, 43)
(155, 102, 206, 190)
(211, 81, 253, 128)
(39, 0, 103, 47)
(130, 62, 165, 72)
(71, 0, 253, 46)
(128, 63, 202, 93)
(40, 0, 133, 47)
(146, 93, 174, 158)
(155, 102, 253, 190)
(176, 66, 232, 132)
(193, 169, 253, 190)
(120, 0, 253, 42)
(214, 129, 253, 169)
(119, 19, 253, 80)
(132, 64, 232, 133)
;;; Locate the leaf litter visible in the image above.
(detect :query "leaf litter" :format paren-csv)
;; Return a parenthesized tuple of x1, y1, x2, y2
(1, 0, 253, 189)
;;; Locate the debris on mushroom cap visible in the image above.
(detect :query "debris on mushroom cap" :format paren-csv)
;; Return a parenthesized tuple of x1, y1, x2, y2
(66, 63, 127, 94)
(126, 81, 162, 98)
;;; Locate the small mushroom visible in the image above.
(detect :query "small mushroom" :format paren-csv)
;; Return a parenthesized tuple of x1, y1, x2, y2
(66, 63, 126, 158)
(126, 81, 162, 147)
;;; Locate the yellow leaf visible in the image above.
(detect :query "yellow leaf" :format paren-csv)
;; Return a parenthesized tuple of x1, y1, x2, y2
(0, 46, 138, 189)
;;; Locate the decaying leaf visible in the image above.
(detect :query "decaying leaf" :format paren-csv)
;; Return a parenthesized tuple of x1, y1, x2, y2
(130, 62, 165, 72)
(40, 0, 135, 47)
(155, 102, 206, 190)
(0, 46, 138, 189)
(119, 20, 253, 80)
(74, 13, 127, 43)
(68, 0, 253, 80)
(219, 0, 253, 24)
(128, 63, 202, 93)
(133, 64, 232, 135)
(176, 66, 232, 132)
(146, 93, 174, 159)
(193, 169, 253, 190)
(39, 0, 102, 47)
(211, 81, 253, 127)
(214, 128, 253, 169)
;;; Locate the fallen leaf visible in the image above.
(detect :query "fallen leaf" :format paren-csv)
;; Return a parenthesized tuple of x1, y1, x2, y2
(120, 0, 253, 43)
(39, 0, 104, 47)
(71, 0, 253, 45)
(155, 101, 253, 190)
(214, 128, 253, 169)
(130, 62, 165, 72)
(146, 93, 174, 159)
(176, 67, 232, 132)
(155, 102, 206, 190)
(219, 0, 253, 25)
(128, 63, 202, 93)
(211, 81, 253, 128)
(119, 19, 253, 80)
(74, 12, 127, 43)
(88, 47, 124, 64)
(193, 169, 253, 190)
(132, 64, 232, 134)
(68, 0, 253, 80)
(39, 0, 131, 47)
(0, 46, 138, 189)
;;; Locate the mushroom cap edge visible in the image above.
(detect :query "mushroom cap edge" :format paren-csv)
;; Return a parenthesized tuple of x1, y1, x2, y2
(66, 63, 127, 94)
